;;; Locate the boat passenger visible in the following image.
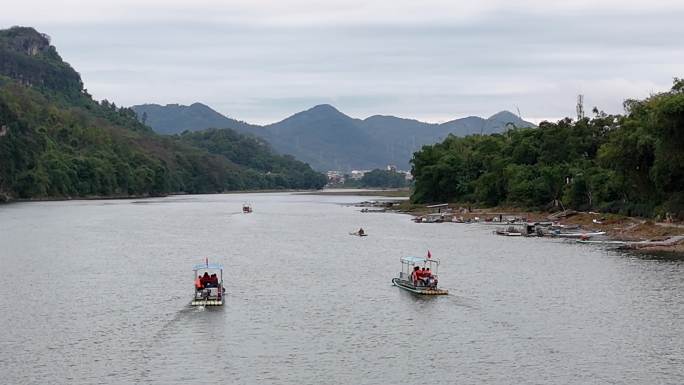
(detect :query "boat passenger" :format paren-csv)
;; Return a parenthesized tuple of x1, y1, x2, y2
(411, 266, 420, 285)
(358, 228, 365, 236)
(210, 274, 219, 287)
(413, 267, 425, 286)
(195, 275, 203, 291)
(201, 272, 211, 288)
(425, 268, 433, 287)
(419, 267, 430, 285)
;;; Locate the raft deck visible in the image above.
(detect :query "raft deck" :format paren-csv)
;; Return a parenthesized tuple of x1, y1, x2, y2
(392, 278, 448, 295)
(191, 299, 223, 306)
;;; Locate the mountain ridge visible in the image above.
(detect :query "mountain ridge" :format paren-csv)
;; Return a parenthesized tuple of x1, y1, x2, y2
(133, 102, 535, 171)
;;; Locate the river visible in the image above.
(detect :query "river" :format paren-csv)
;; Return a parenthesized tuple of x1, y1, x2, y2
(0, 192, 682, 384)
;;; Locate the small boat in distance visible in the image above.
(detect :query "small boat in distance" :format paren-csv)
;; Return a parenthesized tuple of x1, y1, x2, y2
(392, 255, 448, 295)
(349, 228, 368, 236)
(242, 203, 253, 213)
(192, 259, 225, 306)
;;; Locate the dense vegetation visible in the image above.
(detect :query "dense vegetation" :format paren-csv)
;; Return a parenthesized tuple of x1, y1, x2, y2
(358, 169, 410, 188)
(0, 26, 325, 201)
(411, 78, 684, 219)
(178, 129, 326, 189)
(330, 169, 410, 188)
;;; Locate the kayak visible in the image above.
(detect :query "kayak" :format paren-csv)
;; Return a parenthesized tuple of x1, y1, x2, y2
(349, 232, 368, 237)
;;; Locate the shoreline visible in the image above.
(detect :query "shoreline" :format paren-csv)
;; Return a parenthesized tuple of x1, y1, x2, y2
(0, 187, 410, 205)
(301, 188, 411, 197)
(0, 188, 325, 205)
(394, 203, 684, 256)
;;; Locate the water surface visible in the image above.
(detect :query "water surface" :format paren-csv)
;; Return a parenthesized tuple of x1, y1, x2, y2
(0, 193, 682, 384)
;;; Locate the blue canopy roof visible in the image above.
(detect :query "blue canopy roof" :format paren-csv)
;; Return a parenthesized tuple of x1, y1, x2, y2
(193, 263, 224, 271)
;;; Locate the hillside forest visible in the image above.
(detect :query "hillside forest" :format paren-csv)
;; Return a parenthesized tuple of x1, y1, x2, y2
(411, 78, 684, 219)
(0, 27, 326, 201)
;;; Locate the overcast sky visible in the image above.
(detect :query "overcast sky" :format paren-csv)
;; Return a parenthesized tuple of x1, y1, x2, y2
(3, 1, 683, 124)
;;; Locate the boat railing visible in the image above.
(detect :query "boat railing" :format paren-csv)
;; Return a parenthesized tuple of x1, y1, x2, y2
(399, 270, 439, 283)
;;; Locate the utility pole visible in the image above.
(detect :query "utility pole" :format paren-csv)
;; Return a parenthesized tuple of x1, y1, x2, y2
(576, 94, 585, 121)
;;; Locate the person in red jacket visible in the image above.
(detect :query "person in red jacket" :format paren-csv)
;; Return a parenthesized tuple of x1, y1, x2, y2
(411, 266, 421, 285)
(195, 275, 203, 291)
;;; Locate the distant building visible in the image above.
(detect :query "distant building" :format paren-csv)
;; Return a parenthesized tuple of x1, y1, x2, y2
(326, 170, 344, 184)
(386, 164, 397, 172)
(350, 170, 370, 180)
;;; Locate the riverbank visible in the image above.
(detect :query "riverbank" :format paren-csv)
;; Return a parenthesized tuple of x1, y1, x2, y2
(1, 187, 408, 205)
(0, 188, 327, 205)
(396, 202, 684, 255)
(304, 188, 411, 197)
(0, 192, 169, 204)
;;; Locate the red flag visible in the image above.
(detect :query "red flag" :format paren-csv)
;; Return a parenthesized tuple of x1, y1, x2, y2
(427, 250, 432, 259)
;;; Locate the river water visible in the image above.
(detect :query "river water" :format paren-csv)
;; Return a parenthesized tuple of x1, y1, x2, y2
(0, 192, 682, 385)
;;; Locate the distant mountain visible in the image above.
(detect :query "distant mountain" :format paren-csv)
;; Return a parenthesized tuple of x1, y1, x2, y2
(261, 105, 389, 171)
(132, 102, 262, 135)
(133, 102, 534, 172)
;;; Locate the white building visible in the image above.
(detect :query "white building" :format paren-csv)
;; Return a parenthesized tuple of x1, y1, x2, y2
(350, 170, 371, 180)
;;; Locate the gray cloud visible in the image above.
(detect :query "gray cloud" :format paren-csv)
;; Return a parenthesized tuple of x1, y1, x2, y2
(3, 1, 683, 123)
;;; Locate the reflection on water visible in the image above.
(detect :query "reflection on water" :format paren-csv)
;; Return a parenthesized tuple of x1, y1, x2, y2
(0, 193, 682, 385)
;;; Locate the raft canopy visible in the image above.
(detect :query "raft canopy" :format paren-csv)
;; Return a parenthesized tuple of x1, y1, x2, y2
(193, 263, 224, 271)
(401, 256, 439, 265)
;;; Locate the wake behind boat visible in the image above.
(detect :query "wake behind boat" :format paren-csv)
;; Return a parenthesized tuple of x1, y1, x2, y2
(392, 255, 448, 295)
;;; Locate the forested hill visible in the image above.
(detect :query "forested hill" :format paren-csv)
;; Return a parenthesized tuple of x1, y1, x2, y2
(132, 103, 534, 171)
(411, 78, 684, 219)
(0, 27, 326, 201)
(133, 102, 263, 135)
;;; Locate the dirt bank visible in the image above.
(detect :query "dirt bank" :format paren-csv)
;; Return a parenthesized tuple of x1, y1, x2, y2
(397, 202, 684, 251)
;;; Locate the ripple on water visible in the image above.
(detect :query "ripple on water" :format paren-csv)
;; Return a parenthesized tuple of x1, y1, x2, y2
(0, 193, 683, 385)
